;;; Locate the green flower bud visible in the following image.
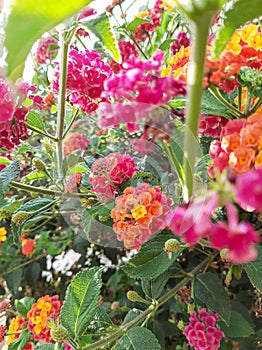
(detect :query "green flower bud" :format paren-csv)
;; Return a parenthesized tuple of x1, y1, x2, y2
(177, 320, 185, 331)
(98, 215, 110, 222)
(48, 321, 68, 343)
(33, 158, 46, 172)
(127, 291, 147, 304)
(165, 239, 181, 253)
(12, 211, 30, 225)
(42, 141, 53, 156)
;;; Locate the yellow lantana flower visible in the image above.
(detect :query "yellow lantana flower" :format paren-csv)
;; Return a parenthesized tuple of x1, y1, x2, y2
(0, 227, 7, 242)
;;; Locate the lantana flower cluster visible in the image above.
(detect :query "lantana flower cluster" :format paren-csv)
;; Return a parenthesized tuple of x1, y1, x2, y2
(7, 316, 32, 349)
(111, 184, 173, 250)
(183, 308, 224, 350)
(98, 50, 186, 131)
(27, 295, 62, 343)
(35, 34, 58, 65)
(53, 49, 112, 114)
(162, 24, 262, 94)
(90, 153, 139, 198)
(0, 78, 31, 151)
(209, 112, 262, 177)
(63, 132, 90, 156)
(170, 196, 259, 263)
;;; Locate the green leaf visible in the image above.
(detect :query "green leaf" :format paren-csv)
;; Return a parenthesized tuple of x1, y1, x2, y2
(24, 262, 41, 285)
(194, 272, 231, 325)
(213, 0, 262, 58)
(16, 297, 36, 318)
(202, 89, 233, 118)
(121, 232, 183, 279)
(244, 244, 262, 292)
(0, 161, 20, 198)
(82, 12, 121, 63)
(115, 326, 161, 350)
(141, 271, 170, 299)
(35, 345, 55, 350)
(5, 268, 23, 294)
(26, 110, 47, 135)
(0, 157, 11, 165)
(127, 17, 153, 32)
(5, 0, 94, 80)
(219, 310, 255, 338)
(122, 309, 143, 326)
(16, 198, 54, 213)
(159, 39, 175, 51)
(8, 329, 31, 350)
(60, 267, 103, 339)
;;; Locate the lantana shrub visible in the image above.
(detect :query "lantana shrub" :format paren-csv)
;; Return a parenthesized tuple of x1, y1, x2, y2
(0, 0, 262, 349)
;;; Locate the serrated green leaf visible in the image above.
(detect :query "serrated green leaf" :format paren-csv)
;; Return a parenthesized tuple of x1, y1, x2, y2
(5, 268, 23, 294)
(24, 262, 41, 285)
(122, 309, 143, 326)
(34, 345, 55, 350)
(219, 310, 255, 338)
(115, 326, 161, 350)
(87, 307, 113, 334)
(202, 89, 233, 118)
(5, 0, 94, 80)
(16, 297, 36, 318)
(0, 161, 20, 197)
(60, 268, 103, 339)
(194, 272, 231, 325)
(22, 171, 47, 182)
(141, 271, 170, 299)
(82, 12, 121, 63)
(127, 17, 153, 32)
(244, 244, 262, 292)
(121, 233, 183, 279)
(213, 0, 262, 58)
(8, 329, 31, 350)
(16, 198, 54, 213)
(26, 110, 47, 134)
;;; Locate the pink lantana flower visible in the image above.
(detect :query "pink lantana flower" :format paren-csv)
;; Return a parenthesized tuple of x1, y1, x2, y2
(63, 132, 90, 156)
(183, 308, 224, 350)
(90, 153, 139, 198)
(235, 168, 262, 212)
(210, 201, 259, 264)
(170, 195, 218, 245)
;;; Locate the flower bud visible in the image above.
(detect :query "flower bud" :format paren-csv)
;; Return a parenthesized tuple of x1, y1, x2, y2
(164, 238, 181, 253)
(33, 158, 46, 172)
(49, 322, 68, 343)
(98, 215, 110, 222)
(127, 291, 147, 304)
(12, 211, 30, 225)
(177, 319, 185, 331)
(42, 141, 53, 156)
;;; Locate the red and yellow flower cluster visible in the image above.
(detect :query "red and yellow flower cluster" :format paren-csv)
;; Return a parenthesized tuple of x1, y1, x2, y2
(27, 295, 62, 343)
(6, 316, 32, 349)
(162, 23, 262, 93)
(111, 184, 173, 250)
(209, 112, 262, 176)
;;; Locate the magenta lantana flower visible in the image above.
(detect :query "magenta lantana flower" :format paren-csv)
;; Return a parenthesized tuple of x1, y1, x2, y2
(90, 153, 139, 198)
(183, 308, 224, 350)
(235, 168, 262, 212)
(210, 201, 259, 263)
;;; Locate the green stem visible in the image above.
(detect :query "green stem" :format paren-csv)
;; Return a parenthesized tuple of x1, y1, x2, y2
(0, 254, 46, 278)
(249, 96, 262, 114)
(11, 181, 97, 199)
(243, 87, 252, 116)
(63, 109, 80, 139)
(208, 85, 243, 119)
(183, 18, 212, 202)
(81, 253, 216, 350)
(237, 86, 242, 111)
(56, 32, 70, 182)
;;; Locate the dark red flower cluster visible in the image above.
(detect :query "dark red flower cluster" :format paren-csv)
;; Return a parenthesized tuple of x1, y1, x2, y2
(52, 50, 112, 114)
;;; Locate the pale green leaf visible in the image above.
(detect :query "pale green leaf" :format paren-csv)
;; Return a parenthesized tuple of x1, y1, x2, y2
(0, 160, 20, 197)
(194, 272, 231, 325)
(5, 0, 94, 80)
(26, 110, 47, 135)
(244, 244, 262, 292)
(121, 233, 183, 279)
(8, 329, 31, 350)
(115, 326, 161, 350)
(16, 297, 36, 318)
(60, 268, 102, 339)
(82, 12, 121, 63)
(213, 0, 262, 58)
